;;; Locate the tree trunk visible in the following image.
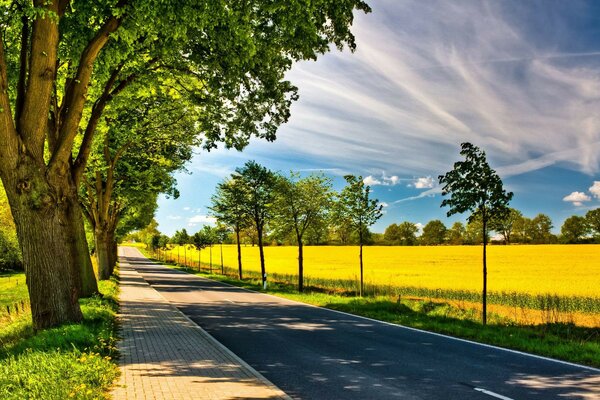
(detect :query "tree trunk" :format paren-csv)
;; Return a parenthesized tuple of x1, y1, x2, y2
(482, 217, 488, 325)
(209, 245, 212, 273)
(257, 226, 266, 289)
(236, 228, 243, 279)
(297, 233, 304, 293)
(359, 241, 364, 297)
(220, 242, 224, 275)
(68, 195, 98, 296)
(108, 231, 117, 275)
(95, 228, 111, 280)
(3, 167, 83, 329)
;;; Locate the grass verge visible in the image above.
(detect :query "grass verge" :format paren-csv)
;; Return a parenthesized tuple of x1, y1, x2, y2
(0, 274, 120, 399)
(145, 252, 599, 369)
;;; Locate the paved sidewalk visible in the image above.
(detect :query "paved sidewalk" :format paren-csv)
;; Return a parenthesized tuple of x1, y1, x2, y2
(112, 247, 290, 400)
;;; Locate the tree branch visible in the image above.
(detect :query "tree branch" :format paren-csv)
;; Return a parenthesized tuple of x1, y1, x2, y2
(50, 1, 127, 173)
(0, 32, 19, 174)
(15, 11, 29, 128)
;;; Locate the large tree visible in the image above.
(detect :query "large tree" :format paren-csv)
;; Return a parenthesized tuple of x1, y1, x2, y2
(0, 0, 370, 328)
(273, 172, 333, 292)
(334, 175, 382, 297)
(439, 142, 513, 325)
(561, 215, 590, 244)
(490, 208, 522, 245)
(586, 208, 600, 241)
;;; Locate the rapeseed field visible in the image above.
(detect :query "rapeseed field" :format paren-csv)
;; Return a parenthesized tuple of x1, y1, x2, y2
(166, 244, 599, 297)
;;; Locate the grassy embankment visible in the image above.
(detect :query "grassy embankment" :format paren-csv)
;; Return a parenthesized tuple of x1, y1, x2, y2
(0, 271, 120, 399)
(139, 246, 600, 368)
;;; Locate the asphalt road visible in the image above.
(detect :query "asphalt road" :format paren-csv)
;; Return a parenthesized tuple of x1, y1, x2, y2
(122, 247, 600, 400)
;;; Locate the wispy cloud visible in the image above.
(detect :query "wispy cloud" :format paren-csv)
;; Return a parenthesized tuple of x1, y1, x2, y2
(188, 215, 217, 227)
(410, 176, 435, 189)
(363, 172, 401, 186)
(274, 0, 600, 178)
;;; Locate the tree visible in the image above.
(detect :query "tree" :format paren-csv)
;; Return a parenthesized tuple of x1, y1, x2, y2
(0, 0, 370, 328)
(192, 229, 211, 270)
(397, 222, 419, 246)
(490, 208, 522, 244)
(561, 216, 590, 244)
(586, 208, 600, 241)
(273, 172, 333, 292)
(334, 175, 383, 296)
(210, 176, 251, 279)
(439, 142, 513, 325)
(420, 220, 447, 245)
(383, 223, 401, 244)
(172, 229, 191, 266)
(447, 222, 466, 245)
(236, 161, 277, 289)
(530, 214, 554, 244)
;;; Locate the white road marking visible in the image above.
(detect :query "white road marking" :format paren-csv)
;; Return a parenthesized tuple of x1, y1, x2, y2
(474, 387, 514, 400)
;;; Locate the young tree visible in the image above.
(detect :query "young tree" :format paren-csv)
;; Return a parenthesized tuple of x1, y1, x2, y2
(420, 220, 447, 245)
(334, 175, 383, 297)
(560, 216, 590, 244)
(210, 177, 251, 279)
(192, 229, 211, 270)
(236, 161, 277, 289)
(439, 142, 513, 325)
(0, 0, 370, 328)
(273, 173, 333, 292)
(172, 229, 191, 266)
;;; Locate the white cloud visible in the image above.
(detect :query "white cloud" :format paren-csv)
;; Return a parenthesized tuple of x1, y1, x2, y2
(363, 175, 382, 186)
(363, 172, 401, 186)
(589, 181, 600, 199)
(188, 215, 217, 227)
(167, 215, 182, 220)
(415, 222, 424, 234)
(563, 191, 591, 207)
(183, 207, 191, 211)
(412, 176, 435, 189)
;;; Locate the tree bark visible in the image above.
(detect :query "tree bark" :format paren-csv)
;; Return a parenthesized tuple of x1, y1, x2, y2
(69, 199, 98, 296)
(297, 232, 304, 293)
(3, 162, 83, 329)
(257, 225, 266, 289)
(95, 228, 111, 280)
(482, 216, 488, 325)
(236, 227, 243, 279)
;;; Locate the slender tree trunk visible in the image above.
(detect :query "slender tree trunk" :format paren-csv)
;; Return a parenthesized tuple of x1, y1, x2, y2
(297, 232, 304, 293)
(257, 226, 266, 289)
(359, 241, 364, 297)
(3, 169, 83, 329)
(236, 228, 243, 279)
(482, 217, 488, 325)
(95, 228, 111, 280)
(108, 232, 117, 275)
(68, 196, 98, 296)
(220, 242, 224, 275)
(197, 248, 201, 270)
(184, 245, 187, 268)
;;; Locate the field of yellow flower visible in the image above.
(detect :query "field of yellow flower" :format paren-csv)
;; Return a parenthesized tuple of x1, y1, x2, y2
(165, 244, 599, 297)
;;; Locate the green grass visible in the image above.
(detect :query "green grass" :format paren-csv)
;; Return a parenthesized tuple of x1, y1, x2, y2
(148, 251, 599, 368)
(0, 275, 120, 399)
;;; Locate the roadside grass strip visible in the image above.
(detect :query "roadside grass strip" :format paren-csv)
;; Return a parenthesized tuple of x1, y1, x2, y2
(0, 274, 120, 399)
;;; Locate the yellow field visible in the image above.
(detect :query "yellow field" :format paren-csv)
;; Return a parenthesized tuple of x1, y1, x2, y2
(164, 244, 600, 297)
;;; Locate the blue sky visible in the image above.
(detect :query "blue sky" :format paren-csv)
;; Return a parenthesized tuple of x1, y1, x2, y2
(155, 0, 600, 236)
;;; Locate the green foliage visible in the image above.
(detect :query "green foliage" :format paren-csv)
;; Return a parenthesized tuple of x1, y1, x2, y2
(585, 208, 600, 241)
(334, 175, 383, 245)
(420, 220, 447, 245)
(210, 176, 252, 236)
(446, 222, 466, 245)
(560, 215, 590, 244)
(172, 229, 191, 246)
(272, 172, 333, 244)
(384, 222, 418, 245)
(235, 161, 277, 237)
(490, 208, 522, 244)
(439, 143, 513, 231)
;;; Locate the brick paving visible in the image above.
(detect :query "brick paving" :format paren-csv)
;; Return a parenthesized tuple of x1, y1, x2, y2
(111, 247, 290, 400)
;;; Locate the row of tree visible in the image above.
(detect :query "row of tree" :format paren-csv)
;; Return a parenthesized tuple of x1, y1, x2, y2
(382, 207, 600, 246)
(0, 1, 370, 329)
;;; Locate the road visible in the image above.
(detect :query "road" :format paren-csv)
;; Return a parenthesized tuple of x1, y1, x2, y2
(121, 247, 600, 400)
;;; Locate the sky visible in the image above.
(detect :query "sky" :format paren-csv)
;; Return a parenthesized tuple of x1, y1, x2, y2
(155, 0, 600, 236)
